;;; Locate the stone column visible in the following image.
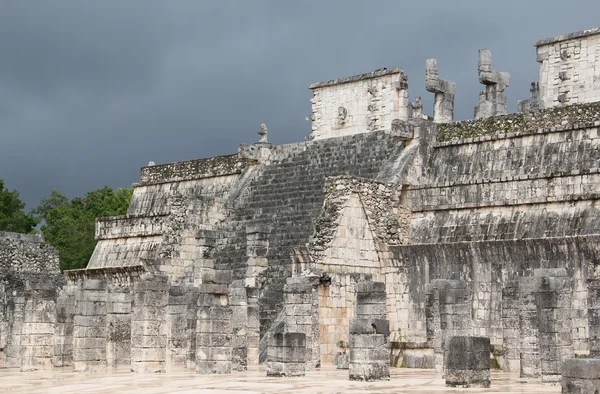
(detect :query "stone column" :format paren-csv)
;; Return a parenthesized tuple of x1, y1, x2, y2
(20, 280, 58, 371)
(196, 280, 232, 374)
(106, 284, 132, 369)
(562, 358, 600, 393)
(426, 279, 471, 372)
(501, 280, 520, 372)
(425, 283, 441, 368)
(349, 281, 390, 381)
(588, 279, 600, 358)
(284, 277, 318, 369)
(535, 269, 573, 384)
(166, 285, 195, 370)
(130, 274, 169, 373)
(246, 287, 261, 366)
(73, 279, 107, 372)
(425, 59, 456, 123)
(519, 268, 574, 382)
(5, 291, 25, 368)
(444, 336, 490, 388)
(54, 290, 75, 367)
(266, 332, 307, 377)
(229, 284, 248, 371)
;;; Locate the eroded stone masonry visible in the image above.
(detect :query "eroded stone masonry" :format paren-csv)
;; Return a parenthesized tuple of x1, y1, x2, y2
(2, 27, 600, 389)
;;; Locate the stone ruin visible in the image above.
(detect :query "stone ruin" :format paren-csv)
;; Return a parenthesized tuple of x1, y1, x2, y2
(2, 26, 600, 390)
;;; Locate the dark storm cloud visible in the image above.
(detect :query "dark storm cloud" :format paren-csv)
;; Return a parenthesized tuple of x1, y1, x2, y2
(1, 0, 599, 209)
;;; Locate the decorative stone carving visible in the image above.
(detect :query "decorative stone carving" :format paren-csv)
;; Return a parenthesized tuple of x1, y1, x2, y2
(258, 123, 268, 144)
(474, 49, 510, 119)
(337, 106, 348, 125)
(410, 96, 423, 119)
(425, 59, 456, 123)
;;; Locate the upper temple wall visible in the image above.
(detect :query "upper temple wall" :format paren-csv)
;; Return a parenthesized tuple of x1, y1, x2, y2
(536, 27, 600, 108)
(308, 68, 409, 140)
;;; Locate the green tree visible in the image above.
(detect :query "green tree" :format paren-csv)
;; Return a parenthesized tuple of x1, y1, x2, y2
(36, 186, 133, 271)
(0, 179, 38, 233)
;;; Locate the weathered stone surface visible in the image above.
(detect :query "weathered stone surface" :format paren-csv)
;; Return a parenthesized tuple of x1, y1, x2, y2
(562, 358, 600, 393)
(444, 336, 490, 388)
(425, 59, 455, 123)
(266, 332, 307, 377)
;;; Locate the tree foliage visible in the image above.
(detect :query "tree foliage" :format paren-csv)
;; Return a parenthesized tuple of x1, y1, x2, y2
(0, 179, 38, 234)
(35, 186, 133, 271)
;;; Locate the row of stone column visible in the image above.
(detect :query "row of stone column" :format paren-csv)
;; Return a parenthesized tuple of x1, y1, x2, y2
(6, 271, 264, 374)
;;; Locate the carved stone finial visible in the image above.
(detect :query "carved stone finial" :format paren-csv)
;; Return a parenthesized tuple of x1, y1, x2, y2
(258, 123, 268, 144)
(410, 96, 423, 119)
(474, 49, 510, 119)
(425, 59, 456, 123)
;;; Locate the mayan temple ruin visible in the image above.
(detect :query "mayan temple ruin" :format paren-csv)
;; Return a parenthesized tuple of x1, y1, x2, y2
(2, 26, 600, 392)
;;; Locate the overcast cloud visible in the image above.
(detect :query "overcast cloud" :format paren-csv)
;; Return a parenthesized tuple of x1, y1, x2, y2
(1, 0, 599, 210)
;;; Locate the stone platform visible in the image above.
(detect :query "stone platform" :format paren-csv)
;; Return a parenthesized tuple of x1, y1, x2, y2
(0, 366, 560, 393)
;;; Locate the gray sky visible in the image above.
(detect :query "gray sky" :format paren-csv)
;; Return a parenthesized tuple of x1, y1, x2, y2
(1, 0, 599, 210)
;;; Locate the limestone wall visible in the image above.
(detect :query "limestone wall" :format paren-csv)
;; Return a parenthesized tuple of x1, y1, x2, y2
(308, 68, 408, 140)
(535, 28, 600, 108)
(89, 174, 244, 283)
(411, 110, 600, 244)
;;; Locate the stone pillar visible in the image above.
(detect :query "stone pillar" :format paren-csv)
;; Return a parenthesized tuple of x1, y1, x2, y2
(73, 279, 107, 372)
(229, 284, 248, 371)
(425, 59, 456, 123)
(562, 358, 600, 394)
(536, 269, 573, 384)
(20, 280, 58, 371)
(5, 291, 25, 367)
(185, 287, 199, 369)
(426, 279, 471, 372)
(196, 280, 232, 374)
(284, 277, 318, 369)
(425, 283, 441, 368)
(166, 285, 193, 370)
(349, 318, 390, 381)
(444, 336, 490, 388)
(501, 280, 520, 372)
(246, 287, 260, 366)
(266, 332, 307, 377)
(130, 274, 169, 373)
(588, 279, 600, 358)
(519, 275, 541, 378)
(474, 49, 510, 119)
(519, 268, 574, 382)
(349, 281, 390, 382)
(54, 290, 75, 367)
(245, 225, 270, 289)
(106, 284, 132, 369)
